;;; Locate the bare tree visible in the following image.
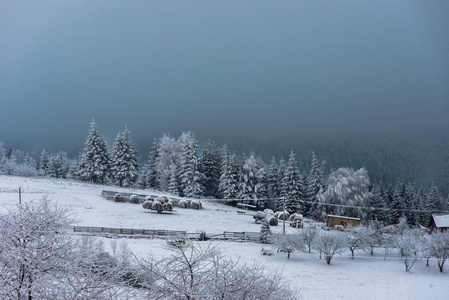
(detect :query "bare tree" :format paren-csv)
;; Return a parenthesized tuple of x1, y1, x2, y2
(136, 240, 300, 299)
(299, 226, 319, 253)
(313, 231, 346, 264)
(430, 231, 449, 273)
(344, 227, 368, 259)
(394, 229, 422, 272)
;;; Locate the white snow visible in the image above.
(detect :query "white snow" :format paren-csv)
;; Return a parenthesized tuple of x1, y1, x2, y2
(1, 174, 448, 300)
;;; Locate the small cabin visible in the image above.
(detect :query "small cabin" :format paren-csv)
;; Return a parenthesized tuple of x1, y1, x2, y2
(326, 215, 360, 228)
(428, 214, 449, 232)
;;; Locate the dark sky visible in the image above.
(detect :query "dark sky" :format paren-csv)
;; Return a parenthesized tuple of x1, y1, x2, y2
(1, 1, 448, 154)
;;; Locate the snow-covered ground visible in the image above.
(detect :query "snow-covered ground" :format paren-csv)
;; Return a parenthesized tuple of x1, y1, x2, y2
(1, 175, 448, 300)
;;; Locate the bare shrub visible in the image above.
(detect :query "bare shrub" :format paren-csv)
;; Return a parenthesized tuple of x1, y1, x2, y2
(163, 202, 173, 212)
(178, 199, 189, 208)
(114, 193, 127, 202)
(142, 200, 153, 210)
(152, 201, 163, 213)
(128, 194, 140, 204)
(314, 231, 346, 264)
(191, 200, 202, 210)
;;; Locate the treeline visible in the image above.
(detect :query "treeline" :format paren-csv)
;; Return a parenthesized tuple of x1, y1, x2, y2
(0, 121, 447, 226)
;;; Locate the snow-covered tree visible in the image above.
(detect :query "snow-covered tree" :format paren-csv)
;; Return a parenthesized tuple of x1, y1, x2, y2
(366, 184, 389, 224)
(313, 231, 346, 265)
(111, 127, 139, 187)
(218, 147, 239, 200)
(311, 167, 373, 221)
(430, 231, 449, 272)
(344, 227, 368, 259)
(155, 134, 179, 191)
(282, 151, 302, 214)
(145, 138, 160, 189)
(238, 153, 266, 207)
(77, 120, 111, 184)
(276, 158, 287, 211)
(305, 152, 323, 216)
(260, 220, 272, 244)
(394, 229, 422, 272)
(200, 142, 221, 198)
(48, 151, 69, 179)
(300, 225, 319, 253)
(178, 132, 204, 198)
(167, 164, 179, 195)
(40, 149, 50, 175)
(267, 157, 279, 199)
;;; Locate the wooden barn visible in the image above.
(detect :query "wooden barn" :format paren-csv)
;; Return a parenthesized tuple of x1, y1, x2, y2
(326, 215, 360, 228)
(428, 214, 449, 232)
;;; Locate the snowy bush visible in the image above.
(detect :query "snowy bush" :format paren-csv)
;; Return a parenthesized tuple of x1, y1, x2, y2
(152, 201, 163, 213)
(260, 221, 272, 244)
(129, 194, 140, 204)
(266, 216, 278, 226)
(144, 196, 154, 202)
(163, 202, 173, 212)
(178, 199, 189, 208)
(274, 210, 290, 221)
(142, 200, 153, 210)
(394, 229, 422, 272)
(114, 193, 127, 202)
(191, 200, 202, 210)
(156, 196, 169, 203)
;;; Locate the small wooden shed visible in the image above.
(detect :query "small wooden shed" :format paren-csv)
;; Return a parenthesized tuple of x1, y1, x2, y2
(326, 215, 360, 228)
(428, 214, 449, 232)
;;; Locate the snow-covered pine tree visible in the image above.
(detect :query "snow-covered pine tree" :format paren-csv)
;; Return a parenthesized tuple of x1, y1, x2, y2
(111, 127, 138, 187)
(178, 132, 204, 198)
(145, 138, 160, 189)
(391, 181, 407, 224)
(218, 147, 239, 200)
(276, 158, 286, 211)
(155, 134, 179, 191)
(48, 151, 69, 179)
(428, 184, 443, 213)
(77, 120, 111, 184)
(201, 142, 221, 198)
(238, 154, 266, 208)
(305, 152, 323, 217)
(40, 149, 49, 176)
(167, 164, 179, 195)
(283, 151, 302, 214)
(267, 157, 279, 199)
(260, 220, 272, 244)
(366, 184, 389, 224)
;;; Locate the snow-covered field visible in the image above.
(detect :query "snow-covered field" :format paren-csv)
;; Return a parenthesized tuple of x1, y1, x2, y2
(1, 175, 448, 300)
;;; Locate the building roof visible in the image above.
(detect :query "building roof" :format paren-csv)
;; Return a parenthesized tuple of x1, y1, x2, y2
(431, 214, 449, 228)
(327, 215, 360, 221)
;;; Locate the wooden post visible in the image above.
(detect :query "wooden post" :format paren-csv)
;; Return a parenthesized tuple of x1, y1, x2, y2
(19, 187, 21, 204)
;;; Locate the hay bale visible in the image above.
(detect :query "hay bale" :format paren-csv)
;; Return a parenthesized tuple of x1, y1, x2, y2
(266, 216, 278, 226)
(163, 202, 173, 212)
(274, 210, 290, 221)
(152, 201, 163, 213)
(129, 194, 140, 204)
(263, 209, 274, 215)
(191, 200, 202, 210)
(289, 213, 303, 221)
(142, 200, 153, 209)
(156, 196, 169, 203)
(114, 193, 127, 203)
(144, 196, 154, 202)
(178, 199, 189, 208)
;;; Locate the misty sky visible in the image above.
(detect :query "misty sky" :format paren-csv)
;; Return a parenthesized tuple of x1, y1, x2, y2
(1, 1, 448, 154)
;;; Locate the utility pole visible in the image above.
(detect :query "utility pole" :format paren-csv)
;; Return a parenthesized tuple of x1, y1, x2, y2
(19, 187, 22, 204)
(282, 196, 286, 235)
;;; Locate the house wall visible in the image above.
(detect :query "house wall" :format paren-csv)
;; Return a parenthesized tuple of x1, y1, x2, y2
(327, 217, 360, 228)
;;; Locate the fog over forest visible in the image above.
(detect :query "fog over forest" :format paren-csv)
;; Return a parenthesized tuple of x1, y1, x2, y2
(1, 2, 448, 194)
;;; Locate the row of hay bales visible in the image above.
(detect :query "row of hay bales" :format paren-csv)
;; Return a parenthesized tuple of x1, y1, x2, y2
(254, 209, 303, 226)
(142, 196, 202, 214)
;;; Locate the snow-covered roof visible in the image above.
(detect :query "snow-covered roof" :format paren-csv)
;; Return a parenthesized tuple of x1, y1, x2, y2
(327, 215, 360, 221)
(432, 214, 449, 228)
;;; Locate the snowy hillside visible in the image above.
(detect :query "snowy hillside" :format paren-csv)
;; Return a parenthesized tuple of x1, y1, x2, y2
(1, 175, 448, 299)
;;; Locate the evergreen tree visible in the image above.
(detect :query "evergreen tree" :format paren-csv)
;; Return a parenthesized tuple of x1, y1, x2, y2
(111, 127, 139, 187)
(260, 221, 272, 244)
(384, 185, 395, 224)
(305, 152, 323, 216)
(48, 151, 69, 179)
(283, 151, 302, 214)
(367, 184, 389, 224)
(238, 154, 266, 208)
(178, 132, 204, 198)
(167, 164, 179, 195)
(201, 142, 221, 198)
(267, 157, 279, 199)
(146, 138, 160, 190)
(40, 149, 49, 176)
(391, 181, 406, 224)
(155, 134, 179, 191)
(218, 147, 239, 200)
(276, 158, 287, 211)
(428, 184, 443, 213)
(77, 120, 111, 184)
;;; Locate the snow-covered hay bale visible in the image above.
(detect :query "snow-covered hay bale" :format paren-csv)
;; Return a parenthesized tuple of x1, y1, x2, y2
(289, 213, 303, 221)
(144, 196, 154, 202)
(152, 201, 163, 213)
(163, 202, 173, 212)
(178, 199, 189, 208)
(191, 200, 202, 210)
(128, 194, 140, 204)
(266, 216, 278, 226)
(114, 193, 127, 203)
(142, 200, 153, 210)
(156, 196, 169, 203)
(274, 210, 290, 221)
(263, 209, 274, 215)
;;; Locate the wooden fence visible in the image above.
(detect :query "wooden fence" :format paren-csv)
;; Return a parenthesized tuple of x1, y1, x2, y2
(73, 226, 260, 242)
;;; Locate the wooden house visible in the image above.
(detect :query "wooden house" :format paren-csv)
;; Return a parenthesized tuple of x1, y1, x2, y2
(326, 215, 360, 228)
(428, 214, 449, 232)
